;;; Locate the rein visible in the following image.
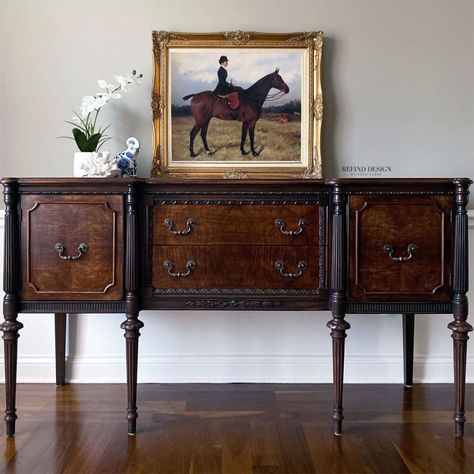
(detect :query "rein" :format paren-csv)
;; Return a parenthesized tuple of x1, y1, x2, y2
(264, 90, 286, 102)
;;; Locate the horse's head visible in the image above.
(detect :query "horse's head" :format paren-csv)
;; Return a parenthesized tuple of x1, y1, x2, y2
(271, 68, 290, 94)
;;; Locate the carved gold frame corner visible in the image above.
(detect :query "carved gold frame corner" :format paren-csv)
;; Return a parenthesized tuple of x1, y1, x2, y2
(151, 30, 323, 179)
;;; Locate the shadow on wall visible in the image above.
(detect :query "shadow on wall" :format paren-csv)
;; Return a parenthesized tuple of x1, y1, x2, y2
(320, 36, 338, 178)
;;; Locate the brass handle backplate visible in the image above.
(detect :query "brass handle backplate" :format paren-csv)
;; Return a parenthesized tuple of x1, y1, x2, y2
(164, 218, 195, 235)
(275, 218, 307, 236)
(274, 260, 307, 278)
(383, 243, 418, 262)
(55, 242, 88, 260)
(164, 260, 196, 278)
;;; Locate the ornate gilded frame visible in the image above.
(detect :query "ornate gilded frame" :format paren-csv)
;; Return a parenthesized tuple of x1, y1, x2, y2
(151, 31, 323, 179)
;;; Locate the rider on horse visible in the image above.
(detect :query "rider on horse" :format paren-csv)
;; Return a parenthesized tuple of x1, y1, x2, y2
(213, 56, 244, 96)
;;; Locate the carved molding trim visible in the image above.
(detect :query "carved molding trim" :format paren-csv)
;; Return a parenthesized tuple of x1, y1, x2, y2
(299, 147, 322, 180)
(150, 190, 328, 196)
(347, 191, 454, 196)
(310, 95, 323, 121)
(223, 169, 248, 179)
(287, 31, 323, 48)
(185, 299, 283, 309)
(151, 93, 165, 119)
(19, 301, 126, 313)
(347, 302, 452, 314)
(20, 191, 127, 195)
(152, 31, 187, 52)
(223, 30, 253, 45)
(153, 288, 320, 296)
(154, 199, 324, 205)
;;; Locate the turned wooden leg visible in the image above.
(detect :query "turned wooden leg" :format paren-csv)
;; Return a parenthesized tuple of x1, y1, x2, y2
(402, 313, 415, 387)
(1, 296, 23, 437)
(121, 311, 143, 436)
(327, 314, 350, 436)
(449, 182, 472, 437)
(448, 299, 472, 438)
(55, 313, 67, 386)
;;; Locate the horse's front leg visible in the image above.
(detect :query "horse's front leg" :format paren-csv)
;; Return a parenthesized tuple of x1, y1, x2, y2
(249, 123, 260, 156)
(240, 122, 249, 155)
(200, 119, 213, 155)
(189, 124, 201, 157)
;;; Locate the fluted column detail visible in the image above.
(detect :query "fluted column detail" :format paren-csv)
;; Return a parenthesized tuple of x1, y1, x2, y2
(121, 184, 143, 435)
(327, 184, 350, 435)
(448, 180, 472, 437)
(1, 179, 23, 437)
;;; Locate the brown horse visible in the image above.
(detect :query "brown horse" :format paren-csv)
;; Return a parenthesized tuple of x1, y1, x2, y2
(182, 69, 289, 157)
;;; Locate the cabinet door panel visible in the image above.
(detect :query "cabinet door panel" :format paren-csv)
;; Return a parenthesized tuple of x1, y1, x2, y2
(348, 195, 452, 301)
(21, 195, 123, 300)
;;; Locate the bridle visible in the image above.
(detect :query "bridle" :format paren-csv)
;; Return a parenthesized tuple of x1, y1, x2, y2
(264, 74, 288, 102)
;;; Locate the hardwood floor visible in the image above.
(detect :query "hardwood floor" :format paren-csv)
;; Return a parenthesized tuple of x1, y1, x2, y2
(0, 383, 472, 473)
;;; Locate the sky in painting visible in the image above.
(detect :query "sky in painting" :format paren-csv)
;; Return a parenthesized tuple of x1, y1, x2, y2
(170, 48, 303, 107)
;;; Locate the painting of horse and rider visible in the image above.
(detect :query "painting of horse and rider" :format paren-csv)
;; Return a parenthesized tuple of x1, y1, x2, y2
(169, 49, 304, 162)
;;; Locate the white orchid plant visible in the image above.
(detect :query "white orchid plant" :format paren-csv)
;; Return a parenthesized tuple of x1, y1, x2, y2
(63, 70, 142, 152)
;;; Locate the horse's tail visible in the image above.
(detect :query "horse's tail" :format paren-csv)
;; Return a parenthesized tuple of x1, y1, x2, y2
(182, 93, 195, 101)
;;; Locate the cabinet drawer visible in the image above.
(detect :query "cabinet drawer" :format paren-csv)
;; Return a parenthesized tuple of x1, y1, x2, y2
(153, 245, 320, 290)
(348, 195, 452, 301)
(152, 204, 323, 245)
(20, 195, 124, 300)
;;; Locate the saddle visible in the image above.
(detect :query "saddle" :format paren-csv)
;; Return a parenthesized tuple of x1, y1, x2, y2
(217, 92, 240, 110)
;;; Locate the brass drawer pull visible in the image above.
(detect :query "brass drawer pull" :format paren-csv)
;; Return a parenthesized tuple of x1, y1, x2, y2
(275, 218, 307, 236)
(275, 260, 307, 278)
(383, 243, 418, 262)
(164, 260, 196, 278)
(164, 218, 195, 235)
(54, 242, 88, 260)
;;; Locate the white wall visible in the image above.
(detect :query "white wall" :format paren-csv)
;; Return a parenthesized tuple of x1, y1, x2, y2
(1, 0, 473, 180)
(1, 0, 473, 382)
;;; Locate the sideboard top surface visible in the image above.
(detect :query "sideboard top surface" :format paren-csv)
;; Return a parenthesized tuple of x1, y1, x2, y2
(2, 177, 471, 187)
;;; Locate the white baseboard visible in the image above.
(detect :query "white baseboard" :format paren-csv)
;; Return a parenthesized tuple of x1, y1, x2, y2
(2, 354, 472, 384)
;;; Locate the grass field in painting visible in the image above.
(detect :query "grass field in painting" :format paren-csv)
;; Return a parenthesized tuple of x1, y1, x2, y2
(171, 113, 301, 162)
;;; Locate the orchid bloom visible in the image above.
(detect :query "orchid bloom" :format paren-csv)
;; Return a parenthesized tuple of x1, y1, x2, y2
(80, 95, 110, 117)
(64, 70, 142, 153)
(97, 79, 122, 99)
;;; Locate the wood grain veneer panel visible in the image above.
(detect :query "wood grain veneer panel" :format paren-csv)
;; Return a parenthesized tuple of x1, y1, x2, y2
(153, 204, 322, 245)
(348, 195, 453, 301)
(20, 195, 123, 300)
(153, 245, 320, 289)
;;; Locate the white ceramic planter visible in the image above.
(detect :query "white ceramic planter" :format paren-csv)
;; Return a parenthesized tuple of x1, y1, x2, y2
(73, 151, 117, 177)
(73, 152, 95, 177)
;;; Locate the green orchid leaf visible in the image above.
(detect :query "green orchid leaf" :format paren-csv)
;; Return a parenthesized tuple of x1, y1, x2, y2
(97, 123, 111, 135)
(84, 133, 102, 152)
(72, 128, 89, 151)
(97, 136, 111, 151)
(65, 121, 87, 133)
(73, 111, 92, 134)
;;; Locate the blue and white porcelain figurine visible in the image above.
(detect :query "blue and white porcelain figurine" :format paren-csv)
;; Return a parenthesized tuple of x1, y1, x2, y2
(115, 137, 140, 177)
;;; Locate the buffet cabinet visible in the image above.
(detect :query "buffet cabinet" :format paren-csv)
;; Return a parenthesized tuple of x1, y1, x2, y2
(2, 178, 471, 437)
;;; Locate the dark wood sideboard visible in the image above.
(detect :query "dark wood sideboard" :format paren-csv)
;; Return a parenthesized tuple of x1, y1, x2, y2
(2, 177, 472, 438)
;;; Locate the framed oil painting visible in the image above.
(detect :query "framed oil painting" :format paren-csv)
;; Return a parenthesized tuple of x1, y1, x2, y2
(151, 31, 323, 179)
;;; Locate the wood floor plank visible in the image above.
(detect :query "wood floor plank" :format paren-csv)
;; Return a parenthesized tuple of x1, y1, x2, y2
(250, 419, 283, 474)
(0, 383, 471, 474)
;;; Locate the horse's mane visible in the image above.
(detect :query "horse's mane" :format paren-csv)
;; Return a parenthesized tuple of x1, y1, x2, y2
(244, 72, 274, 96)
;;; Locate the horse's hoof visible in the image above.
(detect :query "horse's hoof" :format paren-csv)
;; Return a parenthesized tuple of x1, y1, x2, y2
(241, 150, 249, 156)
(206, 150, 214, 155)
(252, 151, 260, 157)
(190, 152, 197, 158)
